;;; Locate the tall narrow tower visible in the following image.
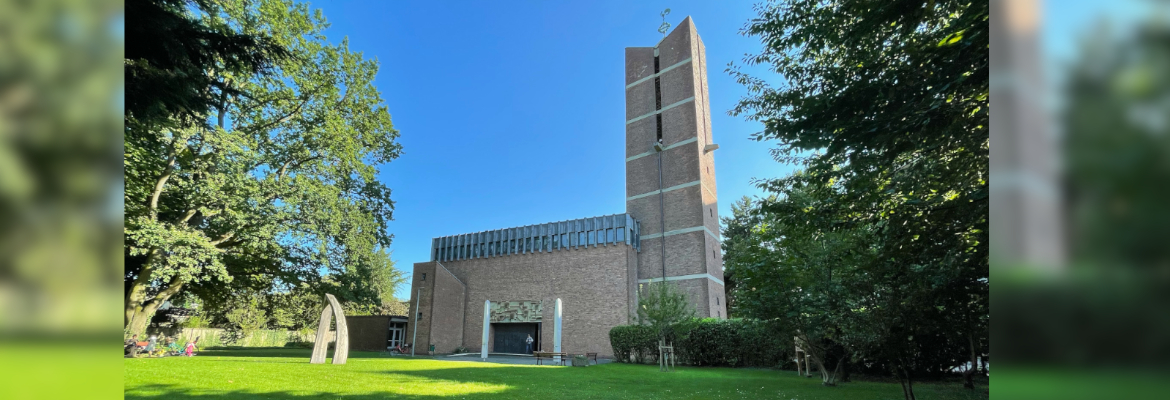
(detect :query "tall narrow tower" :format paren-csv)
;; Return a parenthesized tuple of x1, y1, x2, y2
(625, 17, 726, 318)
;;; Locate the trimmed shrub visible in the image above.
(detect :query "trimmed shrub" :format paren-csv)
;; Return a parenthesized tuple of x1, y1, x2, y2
(609, 325, 658, 363)
(610, 318, 792, 368)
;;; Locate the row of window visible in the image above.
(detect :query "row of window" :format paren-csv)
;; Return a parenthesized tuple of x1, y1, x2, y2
(431, 213, 642, 262)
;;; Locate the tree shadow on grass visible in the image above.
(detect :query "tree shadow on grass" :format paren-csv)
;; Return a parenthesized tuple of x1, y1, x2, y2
(196, 348, 398, 359)
(127, 358, 987, 400)
(124, 383, 506, 400)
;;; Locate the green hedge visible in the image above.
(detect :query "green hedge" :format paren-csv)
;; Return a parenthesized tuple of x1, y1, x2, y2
(609, 325, 659, 363)
(610, 319, 792, 368)
(146, 328, 325, 349)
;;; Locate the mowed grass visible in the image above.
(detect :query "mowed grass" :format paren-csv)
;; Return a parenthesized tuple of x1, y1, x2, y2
(125, 348, 988, 399)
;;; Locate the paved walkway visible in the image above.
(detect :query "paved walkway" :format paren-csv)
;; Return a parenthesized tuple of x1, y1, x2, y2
(441, 353, 612, 366)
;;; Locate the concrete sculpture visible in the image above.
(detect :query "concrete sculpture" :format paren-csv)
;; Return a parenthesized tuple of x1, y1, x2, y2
(310, 294, 349, 364)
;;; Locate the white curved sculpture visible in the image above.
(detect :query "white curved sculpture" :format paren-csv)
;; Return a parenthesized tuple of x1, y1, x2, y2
(310, 294, 349, 364)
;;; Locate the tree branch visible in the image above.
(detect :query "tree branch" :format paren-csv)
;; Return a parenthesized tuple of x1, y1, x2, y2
(210, 231, 236, 246)
(241, 92, 313, 135)
(276, 154, 321, 180)
(143, 275, 186, 311)
(148, 138, 180, 220)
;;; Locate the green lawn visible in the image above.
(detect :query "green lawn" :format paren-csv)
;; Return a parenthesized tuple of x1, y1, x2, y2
(124, 348, 986, 399)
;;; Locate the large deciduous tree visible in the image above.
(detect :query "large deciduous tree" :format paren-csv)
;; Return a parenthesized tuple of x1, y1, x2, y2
(124, 0, 402, 334)
(727, 1, 988, 398)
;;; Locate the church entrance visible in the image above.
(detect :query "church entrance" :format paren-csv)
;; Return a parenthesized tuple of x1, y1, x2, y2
(492, 323, 539, 354)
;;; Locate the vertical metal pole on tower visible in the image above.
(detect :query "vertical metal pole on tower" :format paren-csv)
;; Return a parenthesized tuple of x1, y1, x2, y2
(481, 300, 491, 361)
(411, 289, 420, 356)
(554, 298, 563, 363)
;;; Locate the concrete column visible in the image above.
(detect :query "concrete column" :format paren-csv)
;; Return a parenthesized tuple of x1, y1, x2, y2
(481, 300, 490, 361)
(554, 298, 563, 361)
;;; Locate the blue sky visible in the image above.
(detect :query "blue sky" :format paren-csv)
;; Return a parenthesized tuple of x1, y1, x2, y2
(310, 0, 1147, 299)
(310, 1, 787, 298)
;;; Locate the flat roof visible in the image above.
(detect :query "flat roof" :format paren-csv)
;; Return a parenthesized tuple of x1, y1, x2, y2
(430, 213, 641, 261)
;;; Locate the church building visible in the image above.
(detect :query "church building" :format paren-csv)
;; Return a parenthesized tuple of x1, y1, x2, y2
(405, 17, 726, 357)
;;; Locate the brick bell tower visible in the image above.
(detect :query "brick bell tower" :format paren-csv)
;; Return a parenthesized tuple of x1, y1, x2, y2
(624, 17, 726, 319)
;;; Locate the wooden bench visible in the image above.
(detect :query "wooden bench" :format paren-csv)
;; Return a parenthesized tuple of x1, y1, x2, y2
(533, 351, 567, 366)
(585, 352, 598, 364)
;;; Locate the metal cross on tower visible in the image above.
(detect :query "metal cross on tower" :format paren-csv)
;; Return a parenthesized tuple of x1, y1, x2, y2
(658, 9, 671, 38)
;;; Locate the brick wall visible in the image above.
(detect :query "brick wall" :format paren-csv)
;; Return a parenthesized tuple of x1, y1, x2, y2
(404, 263, 436, 352)
(625, 16, 726, 319)
(347, 316, 390, 351)
(439, 243, 634, 357)
(429, 262, 466, 353)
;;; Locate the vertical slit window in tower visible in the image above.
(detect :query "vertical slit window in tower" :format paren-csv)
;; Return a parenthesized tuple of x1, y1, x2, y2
(654, 53, 663, 142)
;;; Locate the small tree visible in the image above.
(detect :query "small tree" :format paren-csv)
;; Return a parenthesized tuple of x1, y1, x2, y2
(223, 291, 268, 344)
(635, 282, 694, 341)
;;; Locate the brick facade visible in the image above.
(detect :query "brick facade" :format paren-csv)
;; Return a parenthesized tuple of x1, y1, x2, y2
(625, 17, 726, 319)
(404, 16, 727, 357)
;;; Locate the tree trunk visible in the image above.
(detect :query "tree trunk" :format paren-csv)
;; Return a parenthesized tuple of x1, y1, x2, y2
(124, 253, 185, 335)
(811, 354, 841, 386)
(895, 364, 916, 400)
(125, 306, 156, 336)
(125, 249, 158, 331)
(963, 334, 977, 389)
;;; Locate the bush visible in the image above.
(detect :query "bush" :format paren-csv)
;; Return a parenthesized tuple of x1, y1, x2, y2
(181, 313, 211, 329)
(610, 325, 658, 363)
(610, 318, 792, 368)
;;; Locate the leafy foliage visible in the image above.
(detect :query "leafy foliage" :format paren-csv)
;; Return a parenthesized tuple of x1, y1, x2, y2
(608, 325, 657, 364)
(634, 282, 695, 340)
(725, 0, 989, 396)
(124, 0, 403, 334)
(609, 319, 790, 368)
(125, 0, 287, 128)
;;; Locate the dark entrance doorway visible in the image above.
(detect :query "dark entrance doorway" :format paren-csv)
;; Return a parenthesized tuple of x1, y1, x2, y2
(492, 323, 539, 354)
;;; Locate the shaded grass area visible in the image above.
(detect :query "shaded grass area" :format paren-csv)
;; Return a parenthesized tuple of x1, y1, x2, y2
(125, 348, 987, 399)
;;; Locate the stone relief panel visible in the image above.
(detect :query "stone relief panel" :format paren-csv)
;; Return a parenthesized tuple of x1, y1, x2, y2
(490, 300, 543, 323)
